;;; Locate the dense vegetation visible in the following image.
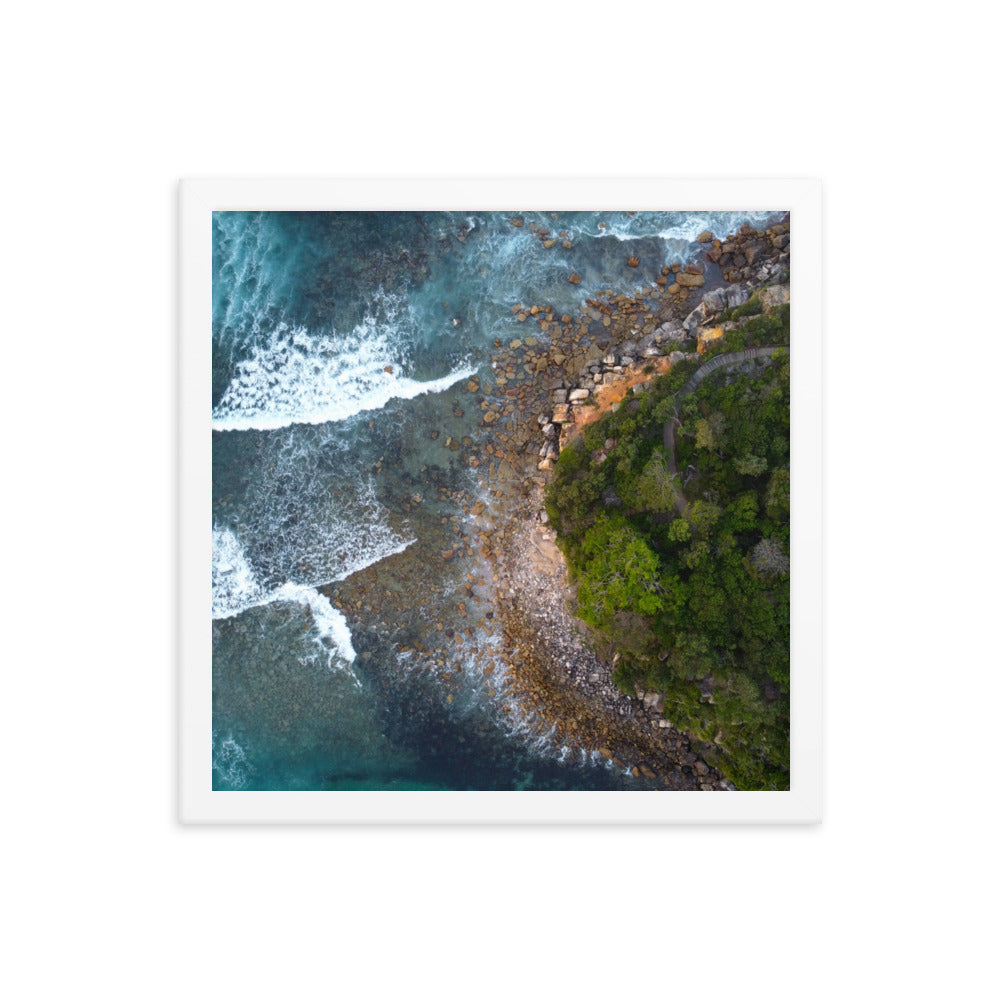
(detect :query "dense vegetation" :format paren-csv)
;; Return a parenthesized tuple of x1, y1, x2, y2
(545, 306, 790, 789)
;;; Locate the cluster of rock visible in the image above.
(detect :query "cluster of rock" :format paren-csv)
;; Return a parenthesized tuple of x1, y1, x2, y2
(491, 517, 731, 790)
(704, 220, 790, 285)
(508, 216, 574, 250)
(533, 339, 667, 470)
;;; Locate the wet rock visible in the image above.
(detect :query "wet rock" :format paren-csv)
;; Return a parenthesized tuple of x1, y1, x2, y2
(675, 271, 705, 288)
(696, 230, 714, 243)
(510, 217, 524, 227)
(568, 272, 582, 285)
(627, 255, 639, 267)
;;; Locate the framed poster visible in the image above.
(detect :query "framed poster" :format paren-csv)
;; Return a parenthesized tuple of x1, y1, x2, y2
(180, 178, 822, 823)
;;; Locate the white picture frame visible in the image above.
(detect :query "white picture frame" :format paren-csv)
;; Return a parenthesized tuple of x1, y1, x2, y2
(181, 177, 822, 824)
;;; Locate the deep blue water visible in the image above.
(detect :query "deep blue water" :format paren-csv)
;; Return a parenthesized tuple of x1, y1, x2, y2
(211, 209, 779, 791)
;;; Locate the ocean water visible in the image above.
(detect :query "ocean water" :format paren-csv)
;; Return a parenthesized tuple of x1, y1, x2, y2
(211, 209, 779, 791)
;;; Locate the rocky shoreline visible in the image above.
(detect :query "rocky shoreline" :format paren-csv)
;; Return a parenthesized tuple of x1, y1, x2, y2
(469, 215, 791, 790)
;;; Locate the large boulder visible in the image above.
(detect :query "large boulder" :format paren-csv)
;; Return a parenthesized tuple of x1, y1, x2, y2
(697, 327, 725, 354)
(656, 320, 686, 344)
(675, 271, 705, 288)
(725, 285, 749, 309)
(759, 283, 790, 309)
(683, 287, 729, 331)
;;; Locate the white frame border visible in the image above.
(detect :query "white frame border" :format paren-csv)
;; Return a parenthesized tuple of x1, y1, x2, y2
(180, 178, 822, 824)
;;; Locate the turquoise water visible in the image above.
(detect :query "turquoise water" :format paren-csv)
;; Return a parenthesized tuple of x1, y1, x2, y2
(211, 209, 779, 791)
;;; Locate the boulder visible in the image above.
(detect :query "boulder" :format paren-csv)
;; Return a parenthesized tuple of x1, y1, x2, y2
(696, 231, 714, 243)
(627, 255, 640, 267)
(552, 404, 572, 423)
(759, 283, 790, 309)
(725, 285, 749, 309)
(656, 321, 686, 344)
(683, 288, 728, 331)
(675, 271, 705, 288)
(697, 327, 725, 354)
(568, 272, 582, 285)
(568, 388, 590, 402)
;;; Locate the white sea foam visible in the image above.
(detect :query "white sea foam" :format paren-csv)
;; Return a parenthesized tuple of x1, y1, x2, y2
(213, 346, 477, 431)
(212, 524, 413, 670)
(269, 583, 357, 664)
(212, 732, 253, 789)
(212, 526, 268, 619)
(213, 289, 478, 432)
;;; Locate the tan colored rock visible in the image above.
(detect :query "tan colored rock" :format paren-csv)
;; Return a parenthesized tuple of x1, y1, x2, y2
(568, 388, 590, 402)
(675, 271, 705, 288)
(627, 255, 639, 267)
(552, 404, 572, 423)
(668, 283, 680, 295)
(568, 272, 582, 285)
(697, 327, 725, 354)
(696, 231, 714, 243)
(759, 283, 790, 309)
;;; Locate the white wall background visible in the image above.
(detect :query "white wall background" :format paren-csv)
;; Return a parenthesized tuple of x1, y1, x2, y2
(2, 2, 994, 997)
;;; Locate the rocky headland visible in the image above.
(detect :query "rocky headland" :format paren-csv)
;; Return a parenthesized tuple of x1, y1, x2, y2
(470, 215, 791, 790)
(331, 215, 791, 789)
